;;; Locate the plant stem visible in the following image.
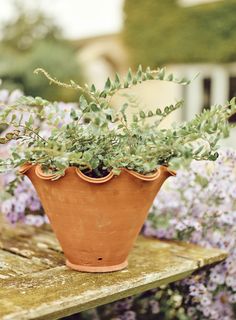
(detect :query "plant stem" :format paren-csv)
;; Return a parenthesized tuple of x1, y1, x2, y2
(34, 68, 98, 102)
(17, 124, 47, 143)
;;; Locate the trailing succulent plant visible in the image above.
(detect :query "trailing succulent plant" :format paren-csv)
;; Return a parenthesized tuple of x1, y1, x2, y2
(0, 66, 235, 178)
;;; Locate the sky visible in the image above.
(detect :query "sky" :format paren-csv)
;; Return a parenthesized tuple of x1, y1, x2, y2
(0, 0, 124, 39)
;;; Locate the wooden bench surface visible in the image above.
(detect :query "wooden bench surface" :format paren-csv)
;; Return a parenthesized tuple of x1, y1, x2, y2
(0, 219, 227, 320)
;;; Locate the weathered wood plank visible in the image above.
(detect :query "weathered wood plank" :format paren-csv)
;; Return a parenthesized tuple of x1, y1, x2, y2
(0, 223, 64, 268)
(0, 231, 64, 267)
(0, 236, 227, 320)
(168, 241, 226, 267)
(0, 250, 45, 279)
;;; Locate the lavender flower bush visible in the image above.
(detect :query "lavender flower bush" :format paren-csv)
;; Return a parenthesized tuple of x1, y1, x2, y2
(0, 87, 23, 106)
(0, 87, 76, 225)
(1, 172, 46, 226)
(78, 149, 236, 320)
(143, 149, 236, 320)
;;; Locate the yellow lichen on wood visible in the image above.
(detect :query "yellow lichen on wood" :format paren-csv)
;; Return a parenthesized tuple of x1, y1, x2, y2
(0, 222, 227, 320)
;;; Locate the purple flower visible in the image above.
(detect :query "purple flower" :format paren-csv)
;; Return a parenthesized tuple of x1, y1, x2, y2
(24, 215, 45, 227)
(143, 149, 236, 319)
(28, 200, 41, 211)
(149, 300, 160, 314)
(200, 294, 213, 306)
(1, 199, 14, 215)
(122, 311, 136, 320)
(1, 174, 44, 225)
(226, 276, 236, 289)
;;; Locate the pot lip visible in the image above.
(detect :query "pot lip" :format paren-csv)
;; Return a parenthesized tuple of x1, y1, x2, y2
(75, 167, 114, 184)
(18, 162, 34, 174)
(35, 165, 64, 180)
(123, 168, 161, 181)
(19, 163, 176, 183)
(159, 165, 176, 177)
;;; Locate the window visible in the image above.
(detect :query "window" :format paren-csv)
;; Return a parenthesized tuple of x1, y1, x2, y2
(228, 77, 236, 122)
(202, 78, 212, 110)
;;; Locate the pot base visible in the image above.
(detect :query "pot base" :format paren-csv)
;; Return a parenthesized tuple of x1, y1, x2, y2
(66, 259, 128, 273)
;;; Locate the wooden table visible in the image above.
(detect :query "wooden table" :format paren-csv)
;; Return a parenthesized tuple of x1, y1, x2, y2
(0, 219, 227, 320)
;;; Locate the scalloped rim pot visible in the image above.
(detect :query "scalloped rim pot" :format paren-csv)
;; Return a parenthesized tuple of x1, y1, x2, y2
(19, 164, 175, 273)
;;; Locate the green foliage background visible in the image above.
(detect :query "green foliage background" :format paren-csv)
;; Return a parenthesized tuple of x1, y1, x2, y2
(0, 2, 83, 101)
(123, 0, 236, 67)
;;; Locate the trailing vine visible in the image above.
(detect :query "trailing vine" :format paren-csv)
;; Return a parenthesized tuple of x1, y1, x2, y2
(0, 66, 235, 177)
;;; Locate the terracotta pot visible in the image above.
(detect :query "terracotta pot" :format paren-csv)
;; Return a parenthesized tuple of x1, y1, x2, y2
(20, 164, 176, 273)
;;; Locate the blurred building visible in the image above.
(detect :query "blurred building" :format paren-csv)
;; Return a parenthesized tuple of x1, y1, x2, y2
(74, 34, 128, 90)
(74, 0, 236, 146)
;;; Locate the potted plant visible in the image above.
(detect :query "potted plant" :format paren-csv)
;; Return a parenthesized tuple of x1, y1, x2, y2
(0, 66, 235, 272)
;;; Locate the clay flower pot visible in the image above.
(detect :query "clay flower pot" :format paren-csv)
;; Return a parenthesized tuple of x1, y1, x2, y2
(19, 164, 175, 273)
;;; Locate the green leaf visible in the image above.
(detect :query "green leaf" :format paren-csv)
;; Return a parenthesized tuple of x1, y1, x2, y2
(126, 68, 133, 83)
(12, 152, 20, 160)
(90, 103, 100, 112)
(0, 138, 7, 144)
(79, 95, 88, 111)
(136, 65, 143, 81)
(104, 77, 112, 91)
(114, 73, 121, 88)
(157, 68, 165, 80)
(25, 114, 34, 127)
(124, 80, 129, 88)
(121, 103, 129, 113)
(90, 84, 96, 93)
(83, 151, 92, 162)
(179, 77, 190, 85)
(139, 111, 146, 118)
(70, 109, 78, 120)
(112, 168, 121, 175)
(194, 145, 204, 154)
(99, 91, 107, 98)
(146, 67, 153, 79)
(142, 73, 148, 81)
(94, 117, 101, 126)
(5, 133, 15, 140)
(208, 152, 219, 161)
(164, 106, 170, 113)
(166, 73, 174, 81)
(11, 114, 17, 123)
(132, 77, 137, 85)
